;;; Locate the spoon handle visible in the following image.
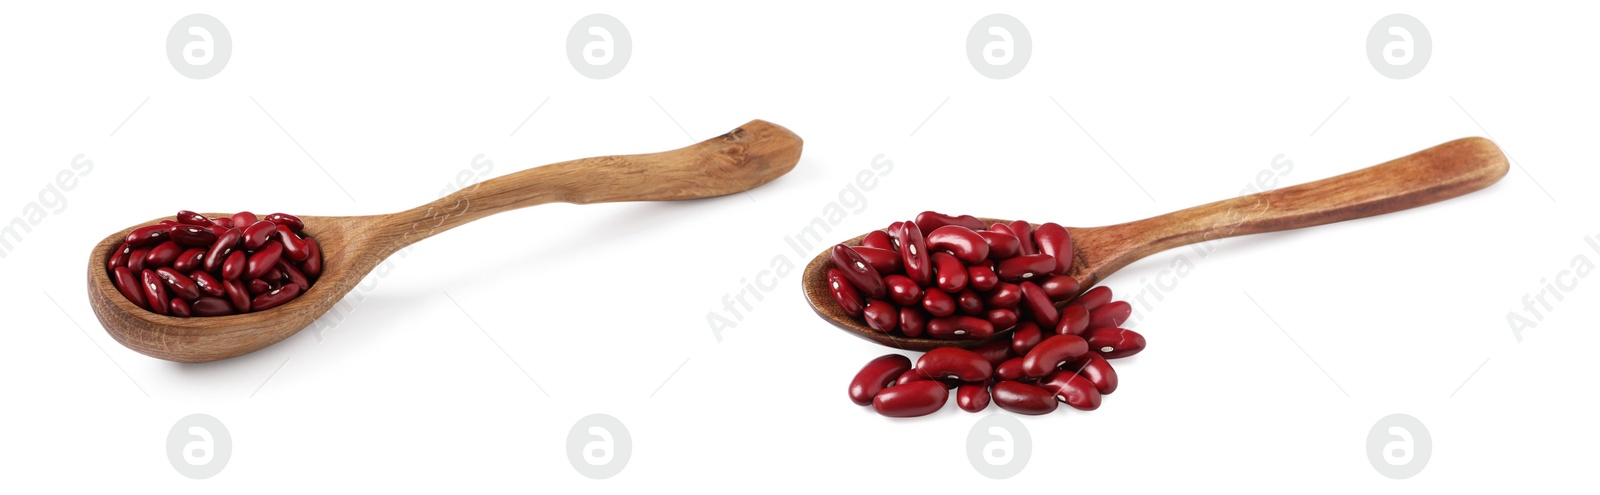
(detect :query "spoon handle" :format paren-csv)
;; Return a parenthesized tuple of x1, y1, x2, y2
(1086, 137, 1509, 279)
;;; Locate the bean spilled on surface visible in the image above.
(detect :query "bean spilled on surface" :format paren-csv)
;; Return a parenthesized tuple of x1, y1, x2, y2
(106, 211, 322, 317)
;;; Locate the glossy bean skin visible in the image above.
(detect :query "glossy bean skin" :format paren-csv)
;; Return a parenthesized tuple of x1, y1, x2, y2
(977, 230, 1021, 261)
(175, 210, 210, 226)
(125, 224, 172, 248)
(984, 308, 1018, 330)
(1055, 304, 1091, 336)
(1077, 286, 1112, 310)
(1066, 353, 1119, 395)
(916, 347, 993, 382)
(126, 248, 149, 274)
(1040, 371, 1102, 411)
(1039, 275, 1080, 301)
(172, 248, 205, 273)
(1011, 322, 1045, 356)
(992, 381, 1058, 415)
(931, 252, 968, 293)
(995, 357, 1027, 382)
(144, 241, 182, 268)
(203, 228, 241, 273)
(1018, 281, 1059, 329)
(250, 283, 302, 312)
(247, 278, 272, 295)
(966, 265, 999, 292)
(849, 354, 913, 406)
(190, 297, 235, 317)
(301, 237, 323, 278)
(108, 243, 131, 272)
(208, 217, 232, 229)
(921, 289, 956, 317)
(224, 279, 251, 313)
(926, 226, 990, 264)
(1086, 328, 1146, 358)
(895, 368, 927, 386)
(264, 212, 304, 233)
(890, 221, 932, 286)
(862, 300, 899, 332)
(221, 250, 246, 280)
(111, 266, 148, 309)
(826, 268, 865, 317)
(276, 225, 311, 262)
(1021, 335, 1090, 378)
(278, 260, 310, 290)
(983, 283, 1022, 309)
(831, 244, 886, 299)
(230, 211, 258, 228)
(872, 380, 949, 418)
(927, 316, 995, 340)
(957, 384, 991, 413)
(245, 241, 284, 280)
(1089, 301, 1132, 329)
(169, 224, 217, 247)
(853, 246, 902, 275)
(883, 274, 922, 306)
(861, 230, 894, 251)
(242, 220, 278, 251)
(189, 270, 226, 298)
(141, 269, 169, 316)
(1032, 222, 1074, 274)
(206, 224, 230, 238)
(898, 307, 928, 337)
(169, 298, 192, 317)
(1007, 221, 1037, 255)
(969, 339, 1015, 367)
(997, 254, 1056, 282)
(956, 289, 984, 316)
(914, 211, 987, 234)
(155, 267, 201, 300)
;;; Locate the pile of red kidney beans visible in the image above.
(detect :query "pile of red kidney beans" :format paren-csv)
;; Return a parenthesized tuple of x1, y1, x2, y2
(834, 212, 1145, 417)
(106, 211, 322, 317)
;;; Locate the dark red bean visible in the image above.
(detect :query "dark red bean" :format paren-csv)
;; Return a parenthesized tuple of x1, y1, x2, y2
(1021, 335, 1090, 378)
(242, 220, 277, 251)
(1066, 353, 1119, 395)
(927, 316, 994, 340)
(895, 368, 927, 386)
(277, 260, 310, 290)
(126, 248, 149, 274)
(890, 221, 932, 286)
(245, 241, 284, 280)
(914, 211, 986, 234)
(108, 243, 131, 272)
(189, 270, 225, 298)
(1032, 222, 1074, 275)
(276, 225, 311, 263)
(169, 298, 192, 317)
(224, 279, 251, 313)
(1011, 322, 1045, 356)
(141, 269, 169, 316)
(301, 237, 323, 278)
(883, 274, 922, 306)
(825, 268, 865, 317)
(1039, 275, 1081, 301)
(968, 339, 1015, 367)
(247, 278, 271, 295)
(1008, 221, 1037, 255)
(250, 283, 302, 312)
(1018, 281, 1059, 329)
(172, 248, 205, 273)
(861, 230, 894, 251)
(158, 220, 178, 226)
(1089, 301, 1132, 329)
(206, 224, 229, 238)
(872, 380, 949, 418)
(849, 354, 913, 406)
(191, 297, 235, 317)
(956, 289, 984, 316)
(1055, 304, 1091, 336)
(995, 357, 1027, 382)
(203, 228, 241, 273)
(862, 299, 899, 332)
(926, 226, 990, 264)
(1086, 328, 1146, 359)
(992, 380, 1058, 415)
(230, 211, 258, 228)
(169, 224, 217, 247)
(1040, 371, 1102, 411)
(155, 267, 201, 300)
(175, 210, 210, 226)
(853, 246, 902, 275)
(263, 212, 304, 233)
(125, 224, 172, 248)
(886, 222, 904, 250)
(1077, 286, 1112, 310)
(983, 283, 1022, 309)
(984, 308, 1018, 330)
(111, 266, 148, 309)
(221, 250, 246, 280)
(957, 384, 991, 413)
(977, 230, 1021, 261)
(966, 265, 999, 292)
(931, 252, 967, 293)
(998, 254, 1056, 283)
(916, 347, 992, 382)
(922, 290, 956, 317)
(144, 241, 182, 268)
(830, 244, 886, 299)
(208, 217, 232, 229)
(899, 307, 928, 337)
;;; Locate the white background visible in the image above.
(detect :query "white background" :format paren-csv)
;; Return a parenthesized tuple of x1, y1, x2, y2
(2, 2, 1596, 492)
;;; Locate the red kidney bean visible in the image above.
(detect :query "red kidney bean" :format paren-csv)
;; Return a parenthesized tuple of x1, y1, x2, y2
(1039, 275, 1081, 301)
(230, 211, 258, 228)
(849, 354, 913, 406)
(251, 283, 302, 312)
(956, 289, 984, 316)
(898, 307, 928, 337)
(927, 316, 994, 340)
(1086, 328, 1146, 359)
(1011, 322, 1044, 356)
(277, 260, 310, 290)
(861, 230, 894, 251)
(264, 212, 304, 233)
(853, 247, 902, 276)
(189, 270, 225, 298)
(224, 279, 251, 312)
(995, 357, 1027, 382)
(1032, 222, 1074, 274)
(206, 224, 230, 238)
(1077, 286, 1112, 310)
(983, 283, 1022, 309)
(1008, 220, 1037, 255)
(1066, 353, 1119, 395)
(916, 347, 992, 382)
(872, 380, 948, 418)
(921, 289, 956, 317)
(926, 226, 990, 264)
(125, 224, 172, 247)
(831, 244, 886, 299)
(126, 248, 149, 274)
(141, 269, 169, 316)
(914, 211, 986, 234)
(247, 278, 272, 295)
(1040, 371, 1102, 411)
(862, 300, 899, 332)
(203, 228, 241, 273)
(931, 252, 967, 293)
(172, 247, 205, 273)
(169, 224, 217, 247)
(111, 266, 148, 309)
(957, 384, 991, 413)
(1018, 281, 1059, 329)
(221, 250, 246, 280)
(208, 217, 232, 229)
(245, 241, 284, 280)
(301, 237, 323, 278)
(155, 267, 201, 300)
(108, 243, 131, 272)
(158, 220, 178, 226)
(276, 225, 311, 262)
(1021, 335, 1090, 378)
(175, 210, 210, 226)
(144, 241, 182, 268)
(977, 230, 1021, 261)
(890, 221, 932, 286)
(1055, 304, 1090, 336)
(1088, 301, 1132, 329)
(895, 368, 927, 386)
(826, 268, 865, 317)
(997, 254, 1055, 282)
(968, 339, 1015, 367)
(191, 297, 234, 317)
(241, 220, 278, 251)
(992, 380, 1058, 415)
(169, 298, 192, 317)
(984, 308, 1018, 330)
(966, 265, 999, 292)
(883, 274, 922, 306)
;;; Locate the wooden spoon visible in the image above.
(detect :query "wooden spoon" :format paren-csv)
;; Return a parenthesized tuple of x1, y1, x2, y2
(803, 137, 1508, 351)
(89, 120, 803, 362)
